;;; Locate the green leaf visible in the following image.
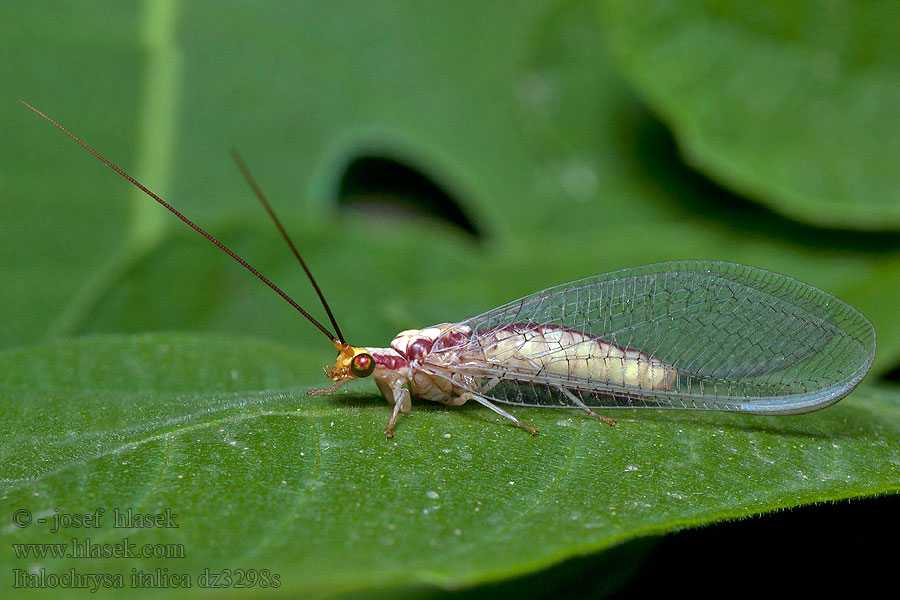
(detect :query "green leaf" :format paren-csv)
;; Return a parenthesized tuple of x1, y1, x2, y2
(2, 334, 898, 597)
(4, 0, 900, 596)
(598, 0, 900, 230)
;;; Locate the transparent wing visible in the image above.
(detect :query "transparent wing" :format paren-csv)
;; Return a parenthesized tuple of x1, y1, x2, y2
(428, 261, 875, 414)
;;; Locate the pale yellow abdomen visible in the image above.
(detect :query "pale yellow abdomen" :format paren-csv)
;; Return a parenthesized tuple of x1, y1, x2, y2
(481, 325, 676, 391)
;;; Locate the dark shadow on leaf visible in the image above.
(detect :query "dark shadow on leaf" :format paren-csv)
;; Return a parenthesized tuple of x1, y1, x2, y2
(631, 112, 900, 252)
(882, 364, 900, 383)
(610, 495, 898, 598)
(338, 155, 483, 241)
(338, 536, 655, 599)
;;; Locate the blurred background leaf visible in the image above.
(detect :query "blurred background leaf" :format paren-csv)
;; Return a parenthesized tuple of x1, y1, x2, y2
(600, 0, 900, 230)
(2, 0, 899, 597)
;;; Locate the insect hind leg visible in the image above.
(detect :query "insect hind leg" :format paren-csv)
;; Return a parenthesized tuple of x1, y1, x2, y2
(479, 376, 502, 394)
(559, 387, 616, 426)
(459, 391, 539, 436)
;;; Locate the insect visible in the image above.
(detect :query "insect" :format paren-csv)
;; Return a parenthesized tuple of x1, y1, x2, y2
(24, 102, 876, 437)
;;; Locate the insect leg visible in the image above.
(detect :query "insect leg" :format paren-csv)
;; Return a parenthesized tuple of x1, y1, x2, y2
(421, 368, 537, 435)
(559, 387, 616, 426)
(460, 392, 539, 436)
(479, 376, 502, 394)
(306, 379, 349, 396)
(384, 387, 411, 439)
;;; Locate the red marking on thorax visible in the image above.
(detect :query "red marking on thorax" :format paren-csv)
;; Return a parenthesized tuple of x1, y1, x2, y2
(406, 338, 434, 360)
(373, 351, 408, 371)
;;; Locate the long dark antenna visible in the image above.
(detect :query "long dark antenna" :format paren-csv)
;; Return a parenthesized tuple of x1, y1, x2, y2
(22, 100, 339, 344)
(230, 150, 345, 344)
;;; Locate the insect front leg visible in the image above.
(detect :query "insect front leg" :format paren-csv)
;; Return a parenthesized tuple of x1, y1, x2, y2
(307, 379, 349, 396)
(375, 379, 411, 438)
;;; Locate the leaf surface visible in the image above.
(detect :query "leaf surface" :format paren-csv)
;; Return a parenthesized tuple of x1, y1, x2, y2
(2, 335, 898, 596)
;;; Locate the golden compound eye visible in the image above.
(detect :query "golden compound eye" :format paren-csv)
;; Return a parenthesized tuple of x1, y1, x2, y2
(350, 353, 375, 378)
